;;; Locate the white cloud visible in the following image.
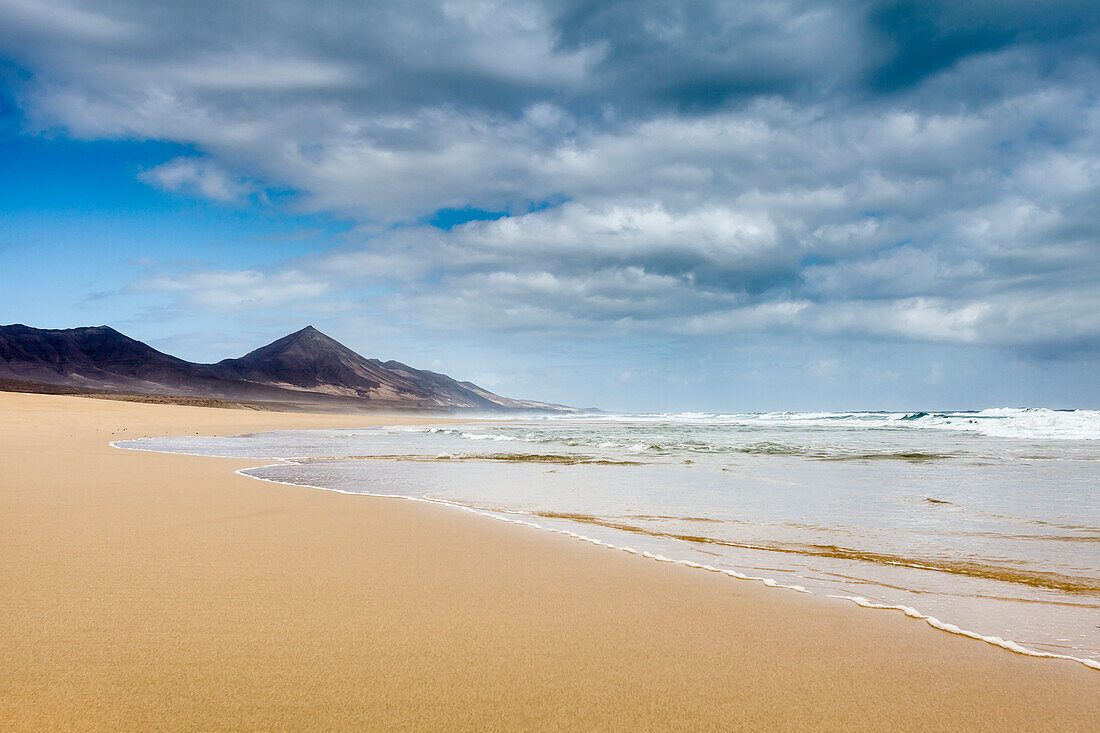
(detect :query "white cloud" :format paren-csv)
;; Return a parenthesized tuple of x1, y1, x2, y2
(138, 158, 254, 203)
(133, 269, 331, 310)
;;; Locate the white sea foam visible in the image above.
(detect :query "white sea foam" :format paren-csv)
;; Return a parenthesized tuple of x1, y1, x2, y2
(531, 407, 1100, 440)
(905, 408, 1100, 440)
(829, 596, 1100, 670)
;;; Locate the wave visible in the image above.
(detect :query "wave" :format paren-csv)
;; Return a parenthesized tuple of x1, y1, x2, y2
(404, 429, 959, 461)
(778, 408, 1100, 440)
(829, 596, 1100, 670)
(520, 407, 1100, 441)
(899, 408, 1100, 440)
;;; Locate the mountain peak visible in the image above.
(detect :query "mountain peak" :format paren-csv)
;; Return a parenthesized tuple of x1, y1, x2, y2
(282, 325, 340, 346)
(217, 326, 387, 398)
(234, 326, 352, 363)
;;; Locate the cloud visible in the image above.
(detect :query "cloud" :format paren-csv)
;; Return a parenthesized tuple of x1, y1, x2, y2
(132, 269, 331, 310)
(0, 0, 131, 42)
(1, 0, 1098, 358)
(138, 157, 255, 203)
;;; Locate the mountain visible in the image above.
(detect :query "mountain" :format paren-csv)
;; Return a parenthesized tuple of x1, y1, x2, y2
(0, 324, 578, 413)
(0, 324, 223, 394)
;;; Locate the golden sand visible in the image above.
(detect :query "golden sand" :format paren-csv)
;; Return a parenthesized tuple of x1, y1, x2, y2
(1, 392, 1096, 730)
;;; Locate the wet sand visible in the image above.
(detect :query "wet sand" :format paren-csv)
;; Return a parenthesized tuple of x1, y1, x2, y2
(1, 392, 1096, 730)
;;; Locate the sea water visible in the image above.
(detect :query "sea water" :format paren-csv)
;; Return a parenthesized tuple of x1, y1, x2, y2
(116, 408, 1100, 668)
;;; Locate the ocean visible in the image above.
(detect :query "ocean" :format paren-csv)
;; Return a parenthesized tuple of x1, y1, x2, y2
(116, 408, 1100, 669)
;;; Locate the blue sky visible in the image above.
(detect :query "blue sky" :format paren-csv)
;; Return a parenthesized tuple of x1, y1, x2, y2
(1, 1, 1098, 411)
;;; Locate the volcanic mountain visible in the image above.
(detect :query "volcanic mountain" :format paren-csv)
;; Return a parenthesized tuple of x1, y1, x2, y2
(0, 324, 576, 412)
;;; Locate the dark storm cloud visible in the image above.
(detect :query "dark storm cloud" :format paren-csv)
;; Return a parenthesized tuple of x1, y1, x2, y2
(547, 0, 861, 112)
(866, 0, 1100, 93)
(1, 0, 1098, 355)
(549, 0, 1100, 111)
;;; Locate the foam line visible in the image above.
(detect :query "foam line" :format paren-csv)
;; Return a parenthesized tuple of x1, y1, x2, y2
(111, 438, 1099, 671)
(827, 595, 1100, 670)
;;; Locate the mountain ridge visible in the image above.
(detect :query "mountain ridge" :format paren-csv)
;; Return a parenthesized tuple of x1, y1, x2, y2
(0, 324, 579, 413)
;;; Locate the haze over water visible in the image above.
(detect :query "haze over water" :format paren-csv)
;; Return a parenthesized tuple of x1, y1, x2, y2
(120, 408, 1100, 668)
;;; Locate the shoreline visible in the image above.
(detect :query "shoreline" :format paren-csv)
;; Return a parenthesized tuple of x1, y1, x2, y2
(113, 442, 1100, 672)
(3, 392, 1097, 729)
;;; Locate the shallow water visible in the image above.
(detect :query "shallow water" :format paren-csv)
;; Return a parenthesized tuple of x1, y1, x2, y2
(118, 408, 1100, 668)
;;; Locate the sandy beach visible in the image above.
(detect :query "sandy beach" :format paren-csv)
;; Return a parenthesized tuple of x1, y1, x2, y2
(1, 392, 1096, 730)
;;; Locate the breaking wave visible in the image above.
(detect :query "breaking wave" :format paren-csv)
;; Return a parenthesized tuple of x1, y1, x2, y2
(521, 408, 1100, 441)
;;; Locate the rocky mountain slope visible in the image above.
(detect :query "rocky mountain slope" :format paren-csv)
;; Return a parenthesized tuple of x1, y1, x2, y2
(0, 324, 576, 412)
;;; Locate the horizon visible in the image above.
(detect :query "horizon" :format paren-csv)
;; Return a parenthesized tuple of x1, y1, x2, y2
(2, 320, 1090, 414)
(2, 1, 1098, 412)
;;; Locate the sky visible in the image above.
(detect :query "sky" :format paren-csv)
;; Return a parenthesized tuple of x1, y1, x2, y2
(0, 0, 1098, 412)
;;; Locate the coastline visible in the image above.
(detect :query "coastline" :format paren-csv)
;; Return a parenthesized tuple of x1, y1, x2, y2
(155, 452, 1100, 671)
(2, 392, 1097, 730)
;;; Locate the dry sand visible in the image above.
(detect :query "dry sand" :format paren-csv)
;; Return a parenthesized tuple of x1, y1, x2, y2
(1, 391, 1096, 730)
